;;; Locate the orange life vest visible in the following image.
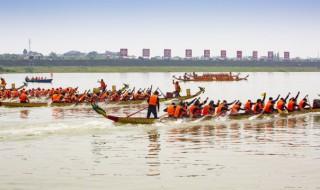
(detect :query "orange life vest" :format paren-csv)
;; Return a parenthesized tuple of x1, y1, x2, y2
(276, 100, 285, 110)
(167, 105, 175, 116)
(216, 103, 224, 115)
(19, 93, 28, 103)
(52, 94, 61, 103)
(253, 102, 263, 113)
(299, 100, 306, 110)
(202, 105, 210, 116)
(244, 101, 252, 112)
(264, 101, 273, 113)
(287, 100, 295, 112)
(231, 104, 240, 114)
(189, 105, 196, 115)
(174, 105, 182, 118)
(148, 95, 158, 106)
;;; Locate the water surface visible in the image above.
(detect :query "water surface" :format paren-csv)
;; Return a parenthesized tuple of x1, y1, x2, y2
(1, 72, 320, 189)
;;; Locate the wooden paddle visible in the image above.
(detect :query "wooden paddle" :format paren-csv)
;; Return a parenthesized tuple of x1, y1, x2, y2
(126, 106, 148, 118)
(156, 87, 166, 98)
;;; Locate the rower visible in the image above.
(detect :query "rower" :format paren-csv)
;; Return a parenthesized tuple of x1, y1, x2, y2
(173, 81, 181, 97)
(244, 100, 253, 113)
(174, 98, 198, 118)
(202, 100, 219, 116)
(276, 92, 290, 112)
(164, 102, 176, 117)
(287, 92, 300, 112)
(189, 98, 208, 118)
(52, 92, 63, 103)
(216, 100, 236, 115)
(263, 95, 280, 114)
(147, 91, 160, 119)
(230, 101, 245, 115)
(19, 90, 29, 103)
(298, 96, 311, 110)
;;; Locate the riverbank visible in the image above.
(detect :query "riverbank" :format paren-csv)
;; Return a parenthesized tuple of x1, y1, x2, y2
(1, 66, 320, 73)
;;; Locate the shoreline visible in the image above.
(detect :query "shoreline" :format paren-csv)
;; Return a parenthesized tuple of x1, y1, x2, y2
(1, 66, 320, 73)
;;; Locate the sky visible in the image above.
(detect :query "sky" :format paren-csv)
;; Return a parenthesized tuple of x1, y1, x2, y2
(0, 0, 320, 58)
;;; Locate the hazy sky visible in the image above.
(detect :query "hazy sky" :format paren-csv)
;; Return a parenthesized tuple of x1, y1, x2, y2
(0, 0, 320, 58)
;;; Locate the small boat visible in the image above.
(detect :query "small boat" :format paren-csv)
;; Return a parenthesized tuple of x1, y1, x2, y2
(25, 78, 53, 83)
(173, 73, 249, 82)
(0, 102, 48, 108)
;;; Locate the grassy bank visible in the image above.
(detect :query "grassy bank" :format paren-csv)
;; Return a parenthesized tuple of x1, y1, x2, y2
(1, 66, 320, 73)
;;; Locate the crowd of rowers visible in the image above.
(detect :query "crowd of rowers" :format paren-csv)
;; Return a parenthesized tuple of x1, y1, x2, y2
(158, 92, 311, 119)
(0, 79, 183, 104)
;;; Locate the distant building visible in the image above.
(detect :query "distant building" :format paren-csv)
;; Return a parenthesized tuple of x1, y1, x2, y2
(236, 51, 242, 59)
(221, 50, 227, 59)
(120, 48, 128, 57)
(268, 51, 274, 60)
(284, 51, 290, 60)
(204, 50, 210, 58)
(185, 49, 192, 58)
(163, 49, 171, 59)
(252, 51, 258, 60)
(142, 49, 150, 58)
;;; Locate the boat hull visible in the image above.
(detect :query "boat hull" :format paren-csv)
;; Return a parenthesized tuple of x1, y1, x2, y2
(25, 79, 53, 83)
(106, 115, 157, 124)
(0, 102, 48, 108)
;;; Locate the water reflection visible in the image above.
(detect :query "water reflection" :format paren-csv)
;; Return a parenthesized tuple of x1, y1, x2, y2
(19, 110, 29, 119)
(146, 129, 161, 176)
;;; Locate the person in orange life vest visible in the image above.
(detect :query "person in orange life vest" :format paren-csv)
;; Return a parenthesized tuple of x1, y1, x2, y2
(252, 93, 266, 114)
(287, 91, 300, 112)
(164, 102, 176, 117)
(276, 92, 291, 112)
(202, 100, 220, 116)
(230, 101, 245, 115)
(189, 98, 208, 118)
(263, 95, 280, 114)
(174, 98, 198, 118)
(19, 90, 29, 103)
(174, 102, 184, 118)
(216, 100, 237, 115)
(52, 92, 63, 103)
(173, 80, 181, 97)
(99, 79, 106, 92)
(147, 91, 160, 118)
(298, 96, 311, 110)
(244, 100, 254, 113)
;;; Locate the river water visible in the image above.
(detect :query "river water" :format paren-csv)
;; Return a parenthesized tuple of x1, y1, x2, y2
(1, 72, 320, 189)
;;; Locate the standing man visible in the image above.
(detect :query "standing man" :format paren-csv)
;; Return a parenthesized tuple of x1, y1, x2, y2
(99, 79, 106, 92)
(173, 80, 181, 97)
(147, 91, 160, 119)
(0, 78, 7, 89)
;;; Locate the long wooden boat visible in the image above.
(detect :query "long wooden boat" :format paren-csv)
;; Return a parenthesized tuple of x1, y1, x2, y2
(173, 75, 249, 82)
(112, 87, 205, 105)
(0, 101, 48, 108)
(25, 78, 53, 83)
(93, 102, 320, 124)
(228, 108, 320, 120)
